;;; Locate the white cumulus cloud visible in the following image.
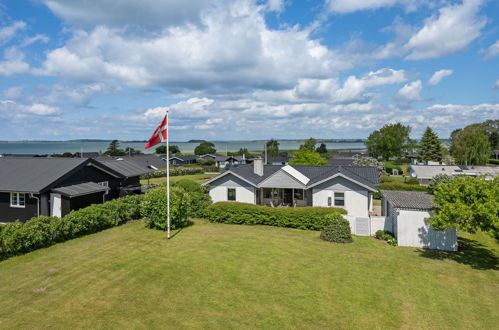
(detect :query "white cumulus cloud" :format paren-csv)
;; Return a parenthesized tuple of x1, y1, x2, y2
(404, 0, 486, 60)
(428, 69, 453, 85)
(483, 40, 499, 59)
(0, 21, 26, 44)
(326, 0, 414, 13)
(395, 80, 423, 103)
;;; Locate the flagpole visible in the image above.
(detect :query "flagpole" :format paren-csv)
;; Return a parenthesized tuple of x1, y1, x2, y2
(166, 111, 171, 239)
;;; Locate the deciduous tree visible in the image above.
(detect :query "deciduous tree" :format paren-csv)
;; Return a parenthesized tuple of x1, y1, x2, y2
(450, 125, 490, 165)
(266, 139, 280, 157)
(289, 149, 327, 166)
(194, 141, 216, 155)
(366, 123, 411, 160)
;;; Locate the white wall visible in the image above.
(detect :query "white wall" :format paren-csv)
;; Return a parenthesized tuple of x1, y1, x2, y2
(312, 177, 369, 217)
(370, 216, 392, 234)
(395, 208, 457, 251)
(208, 174, 255, 204)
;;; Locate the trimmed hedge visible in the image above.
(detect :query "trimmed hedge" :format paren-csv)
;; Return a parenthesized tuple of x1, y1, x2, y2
(141, 167, 204, 179)
(204, 202, 346, 230)
(376, 183, 428, 192)
(320, 214, 352, 243)
(141, 186, 190, 230)
(0, 195, 144, 260)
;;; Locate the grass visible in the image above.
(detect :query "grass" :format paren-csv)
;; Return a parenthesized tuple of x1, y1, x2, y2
(141, 172, 219, 185)
(0, 220, 497, 329)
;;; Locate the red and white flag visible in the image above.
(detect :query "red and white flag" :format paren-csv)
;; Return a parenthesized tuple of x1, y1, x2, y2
(144, 115, 168, 149)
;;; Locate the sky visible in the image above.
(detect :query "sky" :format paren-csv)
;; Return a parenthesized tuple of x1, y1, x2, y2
(0, 0, 498, 141)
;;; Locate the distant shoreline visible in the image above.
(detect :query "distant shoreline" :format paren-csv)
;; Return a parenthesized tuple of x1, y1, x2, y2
(0, 138, 367, 143)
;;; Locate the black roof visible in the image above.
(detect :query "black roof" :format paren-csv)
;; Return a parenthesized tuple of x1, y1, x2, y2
(328, 158, 355, 166)
(0, 157, 90, 193)
(207, 164, 380, 189)
(96, 159, 152, 177)
(381, 190, 436, 210)
(52, 182, 108, 197)
(96, 154, 166, 169)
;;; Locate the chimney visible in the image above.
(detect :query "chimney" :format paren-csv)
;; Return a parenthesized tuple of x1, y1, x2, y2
(254, 156, 264, 176)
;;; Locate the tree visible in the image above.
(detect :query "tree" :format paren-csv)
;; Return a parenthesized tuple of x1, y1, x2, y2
(124, 146, 143, 156)
(236, 148, 252, 159)
(450, 125, 490, 165)
(155, 145, 181, 155)
(289, 149, 327, 166)
(105, 140, 126, 156)
(481, 119, 499, 149)
(316, 143, 328, 154)
(194, 141, 216, 155)
(353, 156, 385, 173)
(300, 137, 317, 151)
(266, 139, 280, 157)
(366, 123, 411, 160)
(429, 176, 499, 239)
(417, 127, 442, 163)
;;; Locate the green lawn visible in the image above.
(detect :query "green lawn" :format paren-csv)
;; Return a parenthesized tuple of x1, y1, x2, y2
(0, 220, 497, 329)
(141, 172, 219, 185)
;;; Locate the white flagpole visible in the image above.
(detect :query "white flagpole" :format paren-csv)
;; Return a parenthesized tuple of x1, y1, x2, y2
(166, 111, 171, 239)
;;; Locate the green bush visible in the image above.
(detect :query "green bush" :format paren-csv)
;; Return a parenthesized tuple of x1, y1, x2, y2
(141, 167, 204, 179)
(385, 166, 403, 175)
(374, 230, 397, 246)
(204, 202, 346, 231)
(488, 158, 499, 165)
(376, 183, 428, 192)
(427, 174, 451, 194)
(187, 191, 212, 218)
(405, 177, 419, 185)
(174, 178, 203, 193)
(0, 194, 144, 260)
(141, 186, 190, 230)
(320, 214, 352, 243)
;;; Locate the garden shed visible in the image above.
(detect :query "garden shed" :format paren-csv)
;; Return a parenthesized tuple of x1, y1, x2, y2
(381, 190, 457, 251)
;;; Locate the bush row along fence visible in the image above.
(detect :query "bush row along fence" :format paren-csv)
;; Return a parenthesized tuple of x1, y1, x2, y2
(141, 167, 204, 179)
(204, 202, 346, 231)
(0, 195, 144, 260)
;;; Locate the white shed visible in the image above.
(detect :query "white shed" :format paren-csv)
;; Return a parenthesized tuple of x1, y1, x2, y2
(381, 190, 457, 251)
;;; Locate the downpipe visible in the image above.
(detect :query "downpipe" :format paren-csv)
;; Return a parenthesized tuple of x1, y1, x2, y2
(29, 193, 40, 217)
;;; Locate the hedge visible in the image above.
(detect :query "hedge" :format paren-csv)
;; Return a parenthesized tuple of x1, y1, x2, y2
(376, 183, 428, 192)
(141, 186, 191, 230)
(320, 214, 352, 243)
(141, 167, 204, 179)
(0, 195, 144, 260)
(204, 202, 346, 230)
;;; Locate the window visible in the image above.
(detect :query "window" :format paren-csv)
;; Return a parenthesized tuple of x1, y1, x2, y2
(294, 189, 304, 200)
(327, 196, 332, 207)
(263, 188, 272, 199)
(10, 192, 25, 208)
(98, 181, 109, 187)
(227, 188, 236, 201)
(334, 192, 345, 206)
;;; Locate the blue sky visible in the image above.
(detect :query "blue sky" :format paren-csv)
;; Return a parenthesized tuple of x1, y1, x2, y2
(0, 0, 498, 141)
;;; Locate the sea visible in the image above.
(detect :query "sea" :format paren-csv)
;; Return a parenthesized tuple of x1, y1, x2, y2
(0, 140, 366, 155)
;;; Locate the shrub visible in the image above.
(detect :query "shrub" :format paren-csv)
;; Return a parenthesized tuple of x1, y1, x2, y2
(385, 166, 403, 175)
(488, 158, 499, 165)
(376, 183, 428, 192)
(174, 178, 203, 193)
(204, 202, 346, 231)
(187, 191, 212, 218)
(141, 186, 190, 230)
(374, 230, 397, 246)
(141, 167, 204, 179)
(0, 194, 144, 260)
(427, 174, 451, 194)
(320, 214, 352, 243)
(405, 177, 419, 185)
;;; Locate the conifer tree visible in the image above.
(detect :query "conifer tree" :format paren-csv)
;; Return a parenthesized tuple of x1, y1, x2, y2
(417, 127, 442, 162)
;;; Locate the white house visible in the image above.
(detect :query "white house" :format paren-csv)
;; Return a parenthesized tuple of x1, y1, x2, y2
(202, 158, 379, 218)
(380, 190, 457, 251)
(409, 165, 499, 185)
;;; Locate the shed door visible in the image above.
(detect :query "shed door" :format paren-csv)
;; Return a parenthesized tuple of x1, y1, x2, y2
(355, 217, 370, 236)
(50, 193, 62, 218)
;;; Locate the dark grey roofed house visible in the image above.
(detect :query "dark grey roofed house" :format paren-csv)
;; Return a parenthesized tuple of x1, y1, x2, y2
(169, 155, 198, 165)
(95, 154, 166, 170)
(267, 156, 290, 165)
(328, 158, 355, 166)
(0, 157, 145, 223)
(202, 158, 379, 217)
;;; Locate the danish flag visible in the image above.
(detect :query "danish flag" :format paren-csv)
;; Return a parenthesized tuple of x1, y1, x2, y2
(144, 114, 168, 149)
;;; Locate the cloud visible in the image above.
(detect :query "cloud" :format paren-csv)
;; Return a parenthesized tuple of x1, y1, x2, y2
(20, 34, 49, 47)
(404, 0, 486, 60)
(37, 1, 352, 92)
(0, 100, 61, 120)
(428, 69, 453, 85)
(0, 21, 26, 44)
(40, 0, 213, 29)
(395, 80, 423, 104)
(326, 0, 414, 13)
(483, 40, 499, 59)
(0, 48, 30, 76)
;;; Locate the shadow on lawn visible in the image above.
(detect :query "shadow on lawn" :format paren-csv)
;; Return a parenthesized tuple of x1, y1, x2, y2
(169, 219, 194, 239)
(417, 237, 498, 270)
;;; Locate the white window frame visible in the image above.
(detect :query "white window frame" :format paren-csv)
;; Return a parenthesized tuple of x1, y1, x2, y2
(98, 181, 109, 195)
(10, 192, 26, 208)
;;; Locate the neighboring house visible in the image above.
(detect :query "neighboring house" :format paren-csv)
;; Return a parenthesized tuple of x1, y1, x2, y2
(409, 165, 499, 184)
(96, 154, 166, 170)
(169, 155, 198, 166)
(202, 158, 379, 218)
(0, 157, 147, 222)
(74, 152, 101, 158)
(328, 158, 355, 166)
(199, 154, 247, 168)
(334, 151, 368, 159)
(380, 190, 457, 251)
(267, 156, 289, 165)
(95, 158, 152, 196)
